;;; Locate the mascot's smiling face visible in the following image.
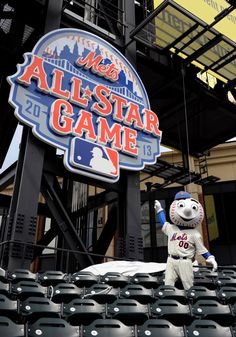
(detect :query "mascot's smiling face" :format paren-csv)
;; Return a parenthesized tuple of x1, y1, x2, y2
(169, 195, 204, 228)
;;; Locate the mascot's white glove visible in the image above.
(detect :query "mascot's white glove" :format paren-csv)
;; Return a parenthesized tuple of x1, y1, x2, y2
(206, 255, 218, 272)
(154, 200, 164, 214)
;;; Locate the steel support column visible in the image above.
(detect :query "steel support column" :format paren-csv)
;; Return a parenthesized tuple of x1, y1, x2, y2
(115, 0, 143, 260)
(4, 0, 64, 270)
(116, 171, 143, 260)
(41, 173, 94, 269)
(92, 202, 118, 263)
(4, 129, 45, 269)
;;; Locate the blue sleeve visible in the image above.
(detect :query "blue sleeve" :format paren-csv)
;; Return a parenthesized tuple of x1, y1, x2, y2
(156, 210, 166, 227)
(202, 251, 211, 259)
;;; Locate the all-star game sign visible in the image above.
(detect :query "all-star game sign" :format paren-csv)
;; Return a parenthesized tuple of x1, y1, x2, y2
(8, 29, 162, 183)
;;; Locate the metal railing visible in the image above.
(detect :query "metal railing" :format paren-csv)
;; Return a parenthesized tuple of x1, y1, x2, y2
(0, 239, 133, 273)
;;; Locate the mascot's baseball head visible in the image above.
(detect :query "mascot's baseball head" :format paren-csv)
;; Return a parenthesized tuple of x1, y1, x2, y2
(169, 191, 204, 228)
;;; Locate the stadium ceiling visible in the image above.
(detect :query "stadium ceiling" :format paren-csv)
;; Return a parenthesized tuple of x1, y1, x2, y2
(130, 0, 236, 85)
(131, 0, 236, 157)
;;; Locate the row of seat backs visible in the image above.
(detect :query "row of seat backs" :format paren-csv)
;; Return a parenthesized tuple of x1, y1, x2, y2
(2, 292, 236, 326)
(2, 268, 236, 289)
(3, 277, 236, 307)
(0, 316, 235, 337)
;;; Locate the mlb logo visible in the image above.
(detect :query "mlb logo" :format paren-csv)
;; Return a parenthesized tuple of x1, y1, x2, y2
(69, 137, 119, 179)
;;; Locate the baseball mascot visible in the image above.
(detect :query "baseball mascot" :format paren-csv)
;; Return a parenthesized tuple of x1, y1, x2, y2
(154, 191, 218, 290)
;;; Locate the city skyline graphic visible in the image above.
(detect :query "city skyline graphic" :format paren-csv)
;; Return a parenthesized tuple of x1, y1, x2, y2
(41, 36, 144, 104)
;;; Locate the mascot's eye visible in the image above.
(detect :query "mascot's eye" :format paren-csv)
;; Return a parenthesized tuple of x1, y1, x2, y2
(192, 204, 198, 211)
(177, 201, 185, 208)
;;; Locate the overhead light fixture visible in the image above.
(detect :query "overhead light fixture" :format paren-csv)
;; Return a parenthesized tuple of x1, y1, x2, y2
(70, 0, 73, 4)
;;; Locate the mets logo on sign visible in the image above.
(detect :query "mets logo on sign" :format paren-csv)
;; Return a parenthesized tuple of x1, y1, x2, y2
(8, 29, 162, 183)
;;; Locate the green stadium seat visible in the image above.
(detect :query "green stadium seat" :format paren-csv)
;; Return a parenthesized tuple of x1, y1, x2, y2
(38, 270, 68, 286)
(62, 298, 105, 325)
(217, 286, 236, 304)
(218, 269, 236, 278)
(119, 284, 154, 304)
(191, 299, 234, 326)
(0, 294, 19, 322)
(186, 319, 234, 337)
(7, 269, 37, 283)
(10, 280, 47, 300)
(84, 283, 119, 303)
(100, 272, 129, 288)
(193, 274, 216, 290)
(137, 319, 185, 337)
(70, 271, 99, 288)
(130, 273, 160, 289)
(215, 275, 236, 288)
(82, 318, 135, 337)
(194, 267, 218, 280)
(28, 317, 80, 337)
(0, 316, 24, 337)
(186, 285, 218, 303)
(107, 298, 149, 325)
(150, 299, 192, 326)
(49, 282, 83, 303)
(154, 285, 187, 304)
(19, 296, 61, 322)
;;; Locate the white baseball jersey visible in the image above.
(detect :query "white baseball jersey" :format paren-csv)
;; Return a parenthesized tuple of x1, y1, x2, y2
(162, 222, 208, 259)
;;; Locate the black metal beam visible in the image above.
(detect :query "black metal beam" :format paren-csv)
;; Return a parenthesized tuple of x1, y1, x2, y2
(41, 173, 94, 269)
(43, 0, 63, 33)
(183, 34, 223, 65)
(176, 3, 235, 54)
(33, 226, 58, 259)
(129, 0, 168, 39)
(202, 48, 236, 73)
(97, 0, 119, 36)
(165, 22, 200, 51)
(213, 53, 236, 72)
(92, 203, 118, 263)
(0, 163, 16, 192)
(88, 191, 118, 210)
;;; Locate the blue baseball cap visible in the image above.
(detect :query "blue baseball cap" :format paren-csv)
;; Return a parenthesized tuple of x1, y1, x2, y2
(174, 191, 191, 200)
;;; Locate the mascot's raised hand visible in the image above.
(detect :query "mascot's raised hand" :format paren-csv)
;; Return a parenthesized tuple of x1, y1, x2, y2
(154, 200, 163, 214)
(154, 191, 218, 290)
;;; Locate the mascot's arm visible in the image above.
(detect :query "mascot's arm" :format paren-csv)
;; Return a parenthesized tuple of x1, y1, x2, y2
(195, 232, 218, 271)
(202, 252, 218, 272)
(154, 200, 166, 227)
